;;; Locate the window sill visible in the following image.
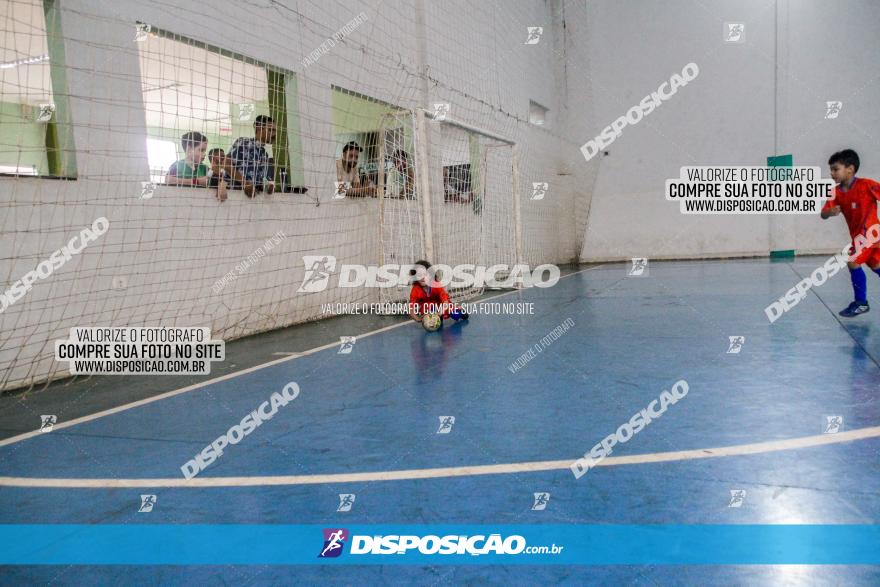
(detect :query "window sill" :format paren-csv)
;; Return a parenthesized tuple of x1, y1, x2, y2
(0, 173, 77, 181)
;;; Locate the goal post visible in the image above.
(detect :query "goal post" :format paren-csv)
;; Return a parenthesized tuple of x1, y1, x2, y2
(377, 107, 523, 305)
(0, 0, 547, 391)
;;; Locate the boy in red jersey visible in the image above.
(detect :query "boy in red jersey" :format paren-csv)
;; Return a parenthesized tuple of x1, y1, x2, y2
(820, 149, 880, 316)
(408, 260, 468, 325)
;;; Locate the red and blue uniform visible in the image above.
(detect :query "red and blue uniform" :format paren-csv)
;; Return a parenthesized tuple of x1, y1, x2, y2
(409, 282, 451, 317)
(822, 177, 880, 265)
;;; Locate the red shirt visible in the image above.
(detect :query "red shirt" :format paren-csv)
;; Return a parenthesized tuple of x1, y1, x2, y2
(409, 282, 451, 315)
(822, 177, 880, 246)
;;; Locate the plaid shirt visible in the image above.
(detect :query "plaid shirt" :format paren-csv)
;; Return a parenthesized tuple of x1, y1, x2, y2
(229, 137, 273, 185)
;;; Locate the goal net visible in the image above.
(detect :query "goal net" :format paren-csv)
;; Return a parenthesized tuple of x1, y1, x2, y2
(0, 0, 577, 392)
(377, 109, 521, 306)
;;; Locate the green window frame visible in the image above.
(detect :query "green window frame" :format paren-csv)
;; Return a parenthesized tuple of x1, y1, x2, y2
(138, 24, 303, 186)
(0, 0, 77, 178)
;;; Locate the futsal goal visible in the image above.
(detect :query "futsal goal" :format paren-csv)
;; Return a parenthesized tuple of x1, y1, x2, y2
(0, 0, 573, 392)
(376, 108, 524, 306)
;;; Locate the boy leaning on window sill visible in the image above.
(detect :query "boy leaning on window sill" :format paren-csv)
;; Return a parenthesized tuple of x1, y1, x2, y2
(166, 131, 228, 201)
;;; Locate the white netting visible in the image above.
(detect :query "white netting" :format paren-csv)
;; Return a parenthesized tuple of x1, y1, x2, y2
(377, 109, 520, 304)
(377, 109, 422, 305)
(0, 0, 587, 391)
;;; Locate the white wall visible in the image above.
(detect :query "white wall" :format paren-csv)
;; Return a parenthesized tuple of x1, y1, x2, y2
(579, 0, 880, 261)
(0, 0, 584, 390)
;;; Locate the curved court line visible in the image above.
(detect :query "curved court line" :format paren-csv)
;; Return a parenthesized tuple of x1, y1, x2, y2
(0, 266, 600, 450)
(2, 425, 878, 488)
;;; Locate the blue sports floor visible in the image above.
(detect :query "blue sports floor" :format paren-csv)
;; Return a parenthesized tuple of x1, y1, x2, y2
(1, 259, 879, 585)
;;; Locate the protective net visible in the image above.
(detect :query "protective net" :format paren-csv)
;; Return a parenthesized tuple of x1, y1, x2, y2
(377, 108, 520, 305)
(0, 0, 588, 391)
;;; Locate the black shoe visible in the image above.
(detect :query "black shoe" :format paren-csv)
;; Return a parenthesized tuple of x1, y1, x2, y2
(839, 301, 870, 317)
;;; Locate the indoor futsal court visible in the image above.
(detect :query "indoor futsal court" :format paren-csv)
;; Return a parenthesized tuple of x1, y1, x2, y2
(1, 0, 879, 585)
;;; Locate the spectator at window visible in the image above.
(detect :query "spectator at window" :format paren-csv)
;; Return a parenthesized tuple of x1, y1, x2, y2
(166, 131, 227, 201)
(443, 164, 474, 204)
(336, 141, 376, 198)
(386, 149, 415, 199)
(208, 148, 234, 188)
(226, 115, 276, 198)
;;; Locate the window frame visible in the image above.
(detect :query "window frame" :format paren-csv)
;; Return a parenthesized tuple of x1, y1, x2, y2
(0, 0, 78, 180)
(137, 24, 303, 188)
(528, 100, 549, 127)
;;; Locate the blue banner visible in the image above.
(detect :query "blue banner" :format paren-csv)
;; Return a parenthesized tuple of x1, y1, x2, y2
(1, 525, 878, 565)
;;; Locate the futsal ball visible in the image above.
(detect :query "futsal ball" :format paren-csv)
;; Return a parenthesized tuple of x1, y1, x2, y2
(422, 313, 442, 331)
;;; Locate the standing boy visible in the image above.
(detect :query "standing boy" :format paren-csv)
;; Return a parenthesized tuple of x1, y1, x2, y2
(227, 115, 276, 198)
(820, 149, 880, 316)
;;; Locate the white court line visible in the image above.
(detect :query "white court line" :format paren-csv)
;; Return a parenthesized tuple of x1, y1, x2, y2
(0, 266, 601, 449)
(1, 425, 877, 488)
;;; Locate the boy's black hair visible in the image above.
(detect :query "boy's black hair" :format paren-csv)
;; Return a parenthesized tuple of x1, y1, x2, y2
(828, 149, 860, 173)
(254, 114, 274, 128)
(342, 141, 361, 154)
(207, 148, 225, 158)
(181, 131, 207, 150)
(410, 259, 431, 276)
